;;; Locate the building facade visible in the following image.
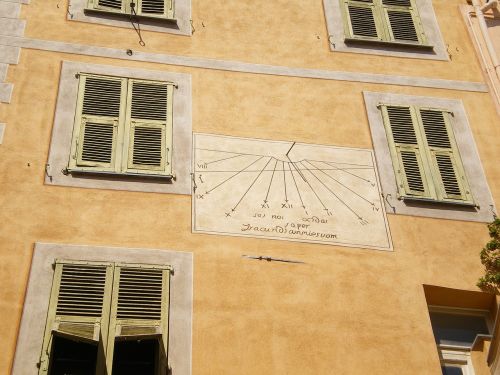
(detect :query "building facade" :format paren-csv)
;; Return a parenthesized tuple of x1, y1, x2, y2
(0, 0, 499, 374)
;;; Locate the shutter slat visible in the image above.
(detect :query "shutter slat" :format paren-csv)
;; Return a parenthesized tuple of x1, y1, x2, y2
(131, 82, 168, 121)
(388, 11, 419, 42)
(82, 77, 122, 117)
(420, 110, 452, 148)
(131, 126, 164, 166)
(382, 0, 411, 6)
(435, 154, 462, 197)
(386, 106, 418, 145)
(97, 0, 122, 9)
(348, 5, 378, 38)
(141, 0, 165, 14)
(56, 264, 107, 317)
(81, 122, 115, 164)
(400, 150, 425, 193)
(117, 268, 164, 320)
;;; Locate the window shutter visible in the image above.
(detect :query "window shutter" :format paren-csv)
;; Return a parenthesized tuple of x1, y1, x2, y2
(381, 0, 424, 44)
(123, 79, 174, 176)
(139, 0, 174, 18)
(418, 109, 473, 203)
(106, 264, 171, 372)
(94, 0, 124, 12)
(72, 75, 126, 172)
(38, 261, 114, 375)
(381, 105, 434, 199)
(344, 0, 381, 40)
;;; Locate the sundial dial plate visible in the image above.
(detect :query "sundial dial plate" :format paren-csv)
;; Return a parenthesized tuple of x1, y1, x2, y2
(192, 133, 392, 251)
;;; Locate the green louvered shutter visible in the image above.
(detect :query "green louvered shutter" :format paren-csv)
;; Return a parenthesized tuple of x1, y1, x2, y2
(70, 74, 126, 172)
(344, 0, 382, 40)
(38, 261, 114, 375)
(138, 0, 174, 18)
(106, 264, 171, 373)
(381, 0, 425, 44)
(382, 105, 434, 199)
(418, 109, 473, 204)
(93, 0, 124, 12)
(123, 79, 173, 176)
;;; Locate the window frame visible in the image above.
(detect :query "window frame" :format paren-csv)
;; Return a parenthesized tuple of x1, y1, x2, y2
(38, 259, 172, 375)
(68, 0, 191, 37)
(86, 0, 175, 22)
(323, 0, 448, 60)
(342, 0, 428, 46)
(428, 306, 493, 375)
(68, 73, 175, 178)
(440, 348, 476, 375)
(46, 61, 192, 195)
(363, 91, 496, 223)
(12, 242, 193, 375)
(379, 104, 474, 205)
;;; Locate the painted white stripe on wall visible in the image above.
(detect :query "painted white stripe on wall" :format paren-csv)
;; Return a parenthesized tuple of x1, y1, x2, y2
(0, 63, 7, 81)
(0, 18, 25, 37)
(0, 82, 13, 102)
(0, 123, 5, 144)
(0, 2, 21, 19)
(0, 44, 20, 64)
(0, 0, 29, 4)
(0, 35, 489, 93)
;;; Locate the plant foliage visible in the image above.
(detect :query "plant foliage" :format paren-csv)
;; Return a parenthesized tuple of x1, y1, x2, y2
(478, 218, 500, 293)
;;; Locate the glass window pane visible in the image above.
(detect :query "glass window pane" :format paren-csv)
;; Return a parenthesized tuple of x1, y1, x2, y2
(441, 364, 464, 375)
(430, 312, 489, 346)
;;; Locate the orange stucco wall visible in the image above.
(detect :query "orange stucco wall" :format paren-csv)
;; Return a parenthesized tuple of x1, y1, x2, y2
(1, 0, 499, 374)
(22, 0, 485, 81)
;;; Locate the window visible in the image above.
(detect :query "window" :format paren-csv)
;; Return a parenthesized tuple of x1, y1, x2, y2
(428, 308, 491, 375)
(440, 349, 475, 375)
(86, 0, 174, 20)
(46, 61, 192, 194)
(12, 243, 192, 375)
(68, 73, 174, 178)
(38, 260, 171, 375)
(363, 92, 495, 222)
(323, 0, 448, 59)
(342, 0, 427, 46)
(69, 0, 191, 36)
(379, 104, 473, 205)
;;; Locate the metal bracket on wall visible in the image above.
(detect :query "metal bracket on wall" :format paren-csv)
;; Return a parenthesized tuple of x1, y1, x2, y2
(242, 255, 305, 264)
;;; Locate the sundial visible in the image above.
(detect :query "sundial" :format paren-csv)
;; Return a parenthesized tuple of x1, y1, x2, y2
(192, 133, 392, 250)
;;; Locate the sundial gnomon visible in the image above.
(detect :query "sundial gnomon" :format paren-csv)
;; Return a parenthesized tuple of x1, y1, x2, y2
(192, 134, 392, 250)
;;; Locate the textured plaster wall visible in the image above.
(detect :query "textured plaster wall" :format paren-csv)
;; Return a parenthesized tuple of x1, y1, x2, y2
(20, 0, 485, 82)
(0, 49, 499, 374)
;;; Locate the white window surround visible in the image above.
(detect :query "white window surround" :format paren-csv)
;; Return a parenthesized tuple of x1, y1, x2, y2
(46, 60, 192, 195)
(364, 91, 496, 222)
(323, 0, 448, 60)
(12, 242, 193, 375)
(429, 306, 493, 375)
(68, 0, 192, 36)
(440, 349, 476, 375)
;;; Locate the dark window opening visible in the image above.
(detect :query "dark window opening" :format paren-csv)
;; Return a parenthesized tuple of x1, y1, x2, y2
(49, 335, 98, 375)
(112, 339, 159, 375)
(430, 312, 489, 347)
(441, 365, 464, 375)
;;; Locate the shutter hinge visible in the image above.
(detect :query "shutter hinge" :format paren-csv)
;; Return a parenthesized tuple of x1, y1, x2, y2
(75, 73, 80, 79)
